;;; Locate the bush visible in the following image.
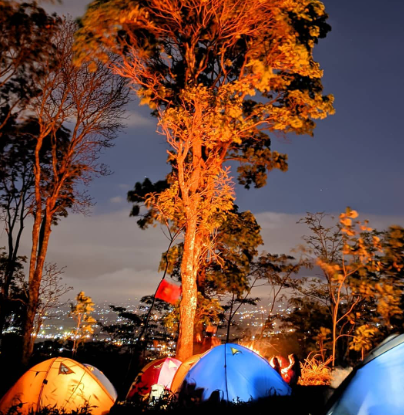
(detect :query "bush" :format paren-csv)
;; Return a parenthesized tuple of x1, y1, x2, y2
(299, 354, 333, 386)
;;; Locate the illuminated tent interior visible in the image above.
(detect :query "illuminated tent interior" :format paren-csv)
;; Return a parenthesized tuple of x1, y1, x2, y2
(326, 334, 404, 415)
(126, 357, 181, 401)
(179, 343, 291, 403)
(0, 357, 117, 415)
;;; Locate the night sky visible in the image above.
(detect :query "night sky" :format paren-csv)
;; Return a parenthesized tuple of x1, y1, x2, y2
(2, 0, 403, 302)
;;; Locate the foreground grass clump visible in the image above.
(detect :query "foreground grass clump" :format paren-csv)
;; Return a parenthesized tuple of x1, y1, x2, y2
(111, 390, 333, 415)
(1, 388, 334, 415)
(2, 404, 94, 415)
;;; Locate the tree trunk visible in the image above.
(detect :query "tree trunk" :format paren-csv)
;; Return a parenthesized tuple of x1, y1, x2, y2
(22, 212, 52, 365)
(0, 200, 26, 344)
(72, 314, 82, 357)
(0, 264, 14, 345)
(332, 303, 338, 368)
(226, 293, 235, 344)
(176, 216, 199, 361)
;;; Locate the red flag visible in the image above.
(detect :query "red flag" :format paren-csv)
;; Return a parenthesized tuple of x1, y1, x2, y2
(155, 279, 181, 304)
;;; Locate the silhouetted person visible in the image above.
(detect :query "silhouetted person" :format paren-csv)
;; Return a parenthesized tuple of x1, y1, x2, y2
(285, 353, 301, 387)
(269, 356, 282, 376)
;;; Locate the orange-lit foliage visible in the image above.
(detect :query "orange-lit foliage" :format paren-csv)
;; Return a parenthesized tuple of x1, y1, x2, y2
(298, 353, 332, 386)
(69, 291, 97, 356)
(76, 0, 334, 361)
(288, 212, 404, 366)
(317, 208, 384, 366)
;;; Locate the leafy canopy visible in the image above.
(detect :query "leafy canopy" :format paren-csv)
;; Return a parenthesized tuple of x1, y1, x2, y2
(76, 0, 335, 190)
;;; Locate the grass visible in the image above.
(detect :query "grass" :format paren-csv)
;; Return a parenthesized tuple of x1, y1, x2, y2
(1, 387, 334, 415)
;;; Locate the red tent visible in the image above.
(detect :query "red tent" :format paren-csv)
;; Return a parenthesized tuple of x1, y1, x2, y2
(126, 357, 182, 400)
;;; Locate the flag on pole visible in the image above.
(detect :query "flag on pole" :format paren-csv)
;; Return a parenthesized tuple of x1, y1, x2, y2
(155, 279, 181, 304)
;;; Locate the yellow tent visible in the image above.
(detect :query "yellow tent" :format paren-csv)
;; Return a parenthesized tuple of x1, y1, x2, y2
(0, 357, 117, 415)
(170, 354, 202, 394)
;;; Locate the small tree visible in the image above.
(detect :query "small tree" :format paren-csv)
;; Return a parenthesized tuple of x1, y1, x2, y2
(320, 208, 382, 367)
(313, 327, 332, 363)
(254, 253, 308, 341)
(69, 291, 96, 356)
(288, 210, 404, 366)
(349, 324, 378, 361)
(371, 225, 404, 331)
(33, 263, 73, 340)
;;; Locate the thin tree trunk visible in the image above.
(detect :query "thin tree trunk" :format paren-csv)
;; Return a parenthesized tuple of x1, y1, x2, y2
(0, 262, 14, 344)
(226, 293, 235, 344)
(332, 300, 338, 368)
(72, 314, 82, 357)
(0, 187, 28, 343)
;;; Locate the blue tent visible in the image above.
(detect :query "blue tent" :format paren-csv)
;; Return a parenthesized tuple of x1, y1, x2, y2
(180, 343, 291, 403)
(326, 334, 404, 415)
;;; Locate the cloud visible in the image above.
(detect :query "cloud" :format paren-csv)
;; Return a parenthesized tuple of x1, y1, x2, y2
(64, 268, 163, 303)
(124, 111, 155, 127)
(255, 211, 303, 255)
(43, 1, 90, 18)
(73, 268, 162, 302)
(2, 210, 172, 302)
(255, 210, 404, 256)
(109, 196, 124, 204)
(2, 209, 403, 304)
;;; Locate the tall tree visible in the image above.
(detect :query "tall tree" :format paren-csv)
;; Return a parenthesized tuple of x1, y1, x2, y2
(0, 1, 62, 345)
(76, 0, 334, 360)
(0, 131, 34, 342)
(20, 19, 129, 364)
(33, 263, 73, 340)
(0, 121, 70, 343)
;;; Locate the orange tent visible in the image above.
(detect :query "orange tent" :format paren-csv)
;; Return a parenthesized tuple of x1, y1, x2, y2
(170, 354, 202, 394)
(0, 357, 117, 415)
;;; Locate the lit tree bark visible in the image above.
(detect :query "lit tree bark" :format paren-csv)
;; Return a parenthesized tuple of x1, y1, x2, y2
(23, 211, 52, 360)
(177, 218, 199, 360)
